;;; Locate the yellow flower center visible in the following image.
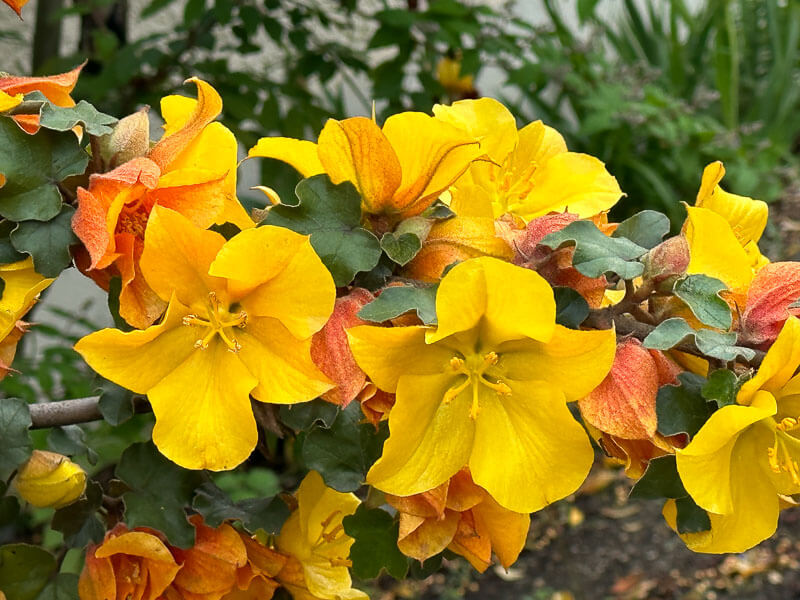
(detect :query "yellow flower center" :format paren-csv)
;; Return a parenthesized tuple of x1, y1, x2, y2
(443, 351, 511, 420)
(767, 423, 800, 485)
(313, 510, 352, 568)
(182, 292, 247, 353)
(489, 158, 539, 215)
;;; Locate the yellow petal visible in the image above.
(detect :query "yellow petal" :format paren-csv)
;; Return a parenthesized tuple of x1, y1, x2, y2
(317, 117, 402, 214)
(0, 258, 53, 341)
(432, 98, 518, 163)
(739, 316, 800, 404)
(516, 120, 568, 165)
(382, 112, 482, 216)
(74, 297, 196, 394)
(0, 90, 22, 112)
(684, 206, 753, 290)
(248, 137, 325, 178)
(367, 372, 474, 496)
(149, 338, 259, 470)
(469, 380, 593, 513)
(696, 161, 768, 247)
(209, 225, 335, 339)
(237, 317, 333, 404)
(665, 423, 780, 553)
(427, 257, 556, 346)
(347, 325, 453, 392)
(676, 391, 776, 514)
(140, 206, 227, 310)
(510, 152, 622, 220)
(497, 325, 616, 401)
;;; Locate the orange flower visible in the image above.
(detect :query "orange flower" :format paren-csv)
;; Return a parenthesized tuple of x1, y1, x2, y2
(72, 79, 250, 329)
(78, 525, 180, 600)
(310, 288, 375, 406)
(222, 533, 286, 600)
(0, 63, 84, 132)
(2, 0, 29, 17)
(164, 516, 248, 600)
(387, 469, 529, 572)
(579, 339, 686, 478)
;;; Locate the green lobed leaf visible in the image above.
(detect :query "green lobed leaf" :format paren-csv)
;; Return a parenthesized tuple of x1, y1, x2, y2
(0, 398, 32, 480)
(51, 481, 105, 548)
(342, 505, 409, 580)
(0, 481, 20, 527)
(553, 286, 590, 329)
(116, 442, 204, 547)
(264, 175, 382, 286)
(106, 277, 134, 332)
(0, 220, 25, 264)
(675, 496, 711, 534)
(47, 425, 96, 464)
(96, 380, 135, 426)
(11, 205, 78, 278)
(540, 220, 646, 279)
(279, 399, 340, 431)
(701, 369, 740, 408)
(656, 372, 713, 438)
(673, 274, 732, 330)
(192, 481, 290, 534)
(0, 119, 88, 222)
(39, 100, 117, 137)
(380, 231, 422, 266)
(35, 573, 79, 600)
(357, 285, 438, 325)
(612, 210, 670, 249)
(301, 402, 389, 492)
(0, 544, 56, 600)
(643, 317, 695, 350)
(694, 329, 756, 362)
(629, 455, 687, 499)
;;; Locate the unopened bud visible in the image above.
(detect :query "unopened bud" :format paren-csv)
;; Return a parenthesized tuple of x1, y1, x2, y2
(14, 450, 86, 509)
(643, 235, 690, 285)
(97, 108, 151, 169)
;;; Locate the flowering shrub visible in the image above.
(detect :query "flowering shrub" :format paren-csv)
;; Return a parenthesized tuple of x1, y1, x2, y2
(2, 61, 800, 599)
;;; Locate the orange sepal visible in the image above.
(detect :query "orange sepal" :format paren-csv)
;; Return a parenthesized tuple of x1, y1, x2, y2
(0, 62, 84, 132)
(740, 262, 800, 348)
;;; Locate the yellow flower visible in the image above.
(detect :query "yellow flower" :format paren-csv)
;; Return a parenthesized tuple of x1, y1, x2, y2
(13, 450, 86, 509)
(0, 258, 53, 379)
(75, 207, 335, 470)
(436, 57, 475, 97)
(348, 257, 616, 513)
(248, 112, 483, 219)
(684, 161, 769, 292)
(670, 316, 800, 553)
(276, 471, 366, 600)
(432, 98, 622, 220)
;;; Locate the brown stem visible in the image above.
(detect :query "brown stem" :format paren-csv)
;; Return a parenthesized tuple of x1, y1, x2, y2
(29, 396, 150, 429)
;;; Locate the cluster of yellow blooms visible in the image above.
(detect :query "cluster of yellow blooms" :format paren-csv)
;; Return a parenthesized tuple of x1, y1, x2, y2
(5, 68, 800, 599)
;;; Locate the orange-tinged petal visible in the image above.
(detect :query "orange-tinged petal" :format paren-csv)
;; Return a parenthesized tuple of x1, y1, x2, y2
(382, 112, 481, 216)
(427, 257, 556, 346)
(347, 325, 453, 393)
(432, 97, 518, 163)
(247, 137, 324, 178)
(236, 316, 333, 404)
(148, 78, 222, 171)
(140, 206, 227, 309)
(497, 325, 616, 402)
(367, 372, 474, 496)
(2, 0, 28, 17)
(445, 470, 485, 512)
(317, 116, 402, 214)
(74, 297, 197, 394)
(0, 62, 82, 107)
(510, 152, 622, 220)
(149, 169, 227, 229)
(469, 380, 593, 513)
(208, 225, 335, 339)
(310, 288, 375, 406)
(447, 510, 492, 572)
(471, 495, 529, 569)
(396, 509, 460, 562)
(741, 262, 800, 347)
(739, 317, 800, 404)
(115, 233, 168, 329)
(578, 339, 659, 439)
(676, 392, 776, 514)
(78, 551, 116, 600)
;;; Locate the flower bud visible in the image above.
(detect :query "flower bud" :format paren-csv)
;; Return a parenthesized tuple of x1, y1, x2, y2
(14, 450, 86, 508)
(642, 235, 690, 285)
(97, 108, 151, 169)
